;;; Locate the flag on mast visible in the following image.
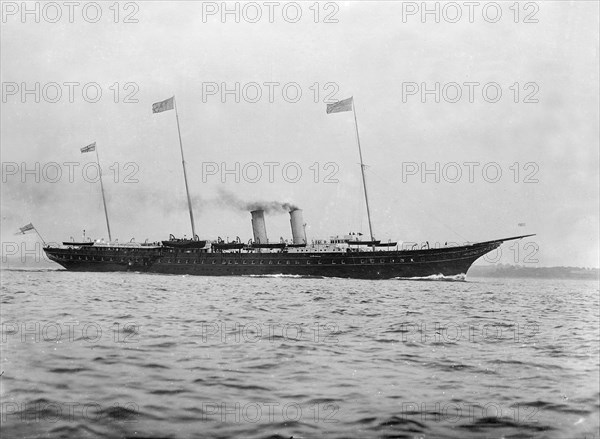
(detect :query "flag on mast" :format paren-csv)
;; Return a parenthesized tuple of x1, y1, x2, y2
(16, 223, 35, 235)
(326, 97, 354, 114)
(80, 142, 96, 153)
(152, 96, 175, 113)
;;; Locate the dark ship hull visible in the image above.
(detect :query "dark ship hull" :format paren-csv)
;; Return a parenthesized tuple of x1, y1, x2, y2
(43, 235, 530, 280)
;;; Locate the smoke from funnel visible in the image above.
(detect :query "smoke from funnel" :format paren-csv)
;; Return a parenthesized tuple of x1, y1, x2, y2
(215, 188, 298, 214)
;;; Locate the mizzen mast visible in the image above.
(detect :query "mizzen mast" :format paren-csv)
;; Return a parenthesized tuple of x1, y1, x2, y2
(326, 96, 375, 243)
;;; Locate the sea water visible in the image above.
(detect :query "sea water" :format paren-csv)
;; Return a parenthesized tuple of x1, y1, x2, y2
(1, 269, 598, 438)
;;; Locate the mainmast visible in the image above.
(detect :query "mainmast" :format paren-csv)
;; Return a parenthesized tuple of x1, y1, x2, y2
(153, 96, 196, 238)
(173, 98, 196, 238)
(351, 100, 375, 243)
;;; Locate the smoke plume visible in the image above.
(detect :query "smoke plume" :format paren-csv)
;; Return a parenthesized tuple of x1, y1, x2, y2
(215, 188, 298, 214)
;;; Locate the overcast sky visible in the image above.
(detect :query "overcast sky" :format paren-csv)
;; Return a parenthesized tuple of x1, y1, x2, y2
(1, 1, 598, 267)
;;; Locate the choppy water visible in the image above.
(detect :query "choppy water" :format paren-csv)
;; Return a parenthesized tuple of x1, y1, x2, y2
(1, 269, 598, 439)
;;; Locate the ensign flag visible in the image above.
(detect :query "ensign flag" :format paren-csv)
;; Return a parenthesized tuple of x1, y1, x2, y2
(153, 96, 175, 113)
(326, 97, 354, 114)
(81, 142, 96, 153)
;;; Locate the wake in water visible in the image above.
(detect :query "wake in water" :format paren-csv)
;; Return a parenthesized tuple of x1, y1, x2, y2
(395, 273, 467, 282)
(243, 273, 469, 281)
(243, 274, 317, 279)
(0, 267, 63, 273)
